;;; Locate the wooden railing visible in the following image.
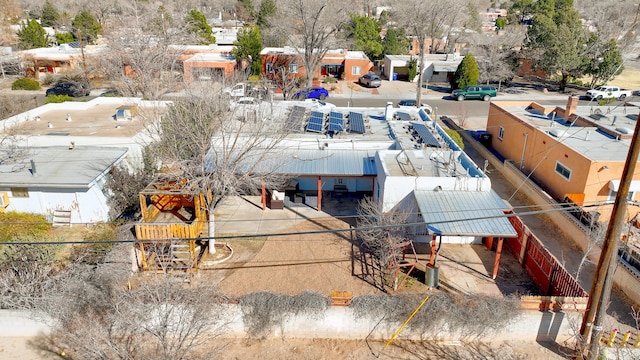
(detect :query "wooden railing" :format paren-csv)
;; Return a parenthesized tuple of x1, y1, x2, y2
(135, 220, 204, 240)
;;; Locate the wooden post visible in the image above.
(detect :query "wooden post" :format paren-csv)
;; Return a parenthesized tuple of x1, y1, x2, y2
(317, 176, 322, 212)
(139, 194, 147, 219)
(492, 237, 504, 279)
(261, 179, 266, 210)
(139, 242, 147, 271)
(428, 235, 437, 266)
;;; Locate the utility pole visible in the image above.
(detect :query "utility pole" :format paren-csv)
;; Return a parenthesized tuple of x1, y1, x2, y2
(578, 113, 640, 359)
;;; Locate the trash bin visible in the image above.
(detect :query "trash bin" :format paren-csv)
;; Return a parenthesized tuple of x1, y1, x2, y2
(479, 133, 492, 147)
(424, 264, 439, 288)
(392, 73, 398, 81)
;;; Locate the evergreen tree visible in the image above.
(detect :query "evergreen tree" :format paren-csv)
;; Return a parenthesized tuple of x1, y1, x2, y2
(41, 1, 59, 27)
(256, 0, 276, 29)
(382, 28, 400, 56)
(185, 9, 216, 45)
(345, 15, 383, 60)
(17, 20, 48, 49)
(233, 25, 263, 75)
(451, 53, 479, 89)
(72, 11, 102, 44)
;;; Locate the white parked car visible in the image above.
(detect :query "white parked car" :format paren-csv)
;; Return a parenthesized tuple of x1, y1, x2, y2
(303, 98, 337, 112)
(397, 99, 432, 114)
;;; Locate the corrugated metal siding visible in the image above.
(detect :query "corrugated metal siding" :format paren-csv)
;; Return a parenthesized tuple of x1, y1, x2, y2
(414, 190, 517, 237)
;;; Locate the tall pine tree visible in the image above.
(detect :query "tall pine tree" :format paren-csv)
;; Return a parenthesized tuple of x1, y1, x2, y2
(451, 53, 479, 89)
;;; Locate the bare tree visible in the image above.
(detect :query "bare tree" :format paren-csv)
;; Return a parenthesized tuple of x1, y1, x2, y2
(143, 83, 289, 253)
(272, 0, 353, 87)
(391, 0, 467, 105)
(466, 28, 526, 86)
(356, 196, 414, 291)
(35, 250, 229, 360)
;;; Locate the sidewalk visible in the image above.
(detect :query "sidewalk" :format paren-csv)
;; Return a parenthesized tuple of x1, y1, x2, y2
(326, 79, 573, 102)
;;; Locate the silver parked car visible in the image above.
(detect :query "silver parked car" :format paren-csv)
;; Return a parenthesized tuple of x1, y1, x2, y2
(358, 72, 381, 88)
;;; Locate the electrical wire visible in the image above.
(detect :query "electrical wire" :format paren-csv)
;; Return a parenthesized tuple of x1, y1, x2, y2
(0, 201, 611, 246)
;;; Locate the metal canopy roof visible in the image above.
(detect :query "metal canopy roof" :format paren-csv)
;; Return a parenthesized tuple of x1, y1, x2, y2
(414, 190, 517, 237)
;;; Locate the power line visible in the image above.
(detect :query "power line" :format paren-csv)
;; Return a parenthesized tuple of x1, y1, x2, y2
(0, 202, 608, 246)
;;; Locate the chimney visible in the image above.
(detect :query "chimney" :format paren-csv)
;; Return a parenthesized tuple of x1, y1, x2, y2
(30, 159, 37, 176)
(566, 96, 579, 117)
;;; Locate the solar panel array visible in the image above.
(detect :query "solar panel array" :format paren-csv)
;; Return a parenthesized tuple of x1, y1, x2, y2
(328, 111, 344, 132)
(286, 106, 306, 132)
(412, 122, 441, 148)
(348, 112, 365, 134)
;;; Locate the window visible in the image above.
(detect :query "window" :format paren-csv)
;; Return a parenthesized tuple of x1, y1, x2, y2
(11, 187, 29, 197)
(352, 66, 362, 75)
(266, 62, 273, 73)
(498, 126, 504, 140)
(289, 62, 298, 73)
(609, 190, 635, 202)
(554, 161, 572, 181)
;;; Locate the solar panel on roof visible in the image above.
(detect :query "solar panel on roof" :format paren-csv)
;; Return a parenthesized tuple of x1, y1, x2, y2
(308, 116, 323, 126)
(348, 112, 365, 134)
(411, 122, 441, 147)
(311, 111, 325, 118)
(286, 106, 306, 132)
(306, 122, 323, 133)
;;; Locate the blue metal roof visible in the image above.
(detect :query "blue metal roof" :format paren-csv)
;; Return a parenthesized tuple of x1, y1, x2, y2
(414, 190, 517, 237)
(275, 149, 377, 176)
(209, 148, 377, 176)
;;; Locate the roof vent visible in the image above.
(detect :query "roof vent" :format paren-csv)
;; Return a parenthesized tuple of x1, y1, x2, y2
(549, 129, 561, 137)
(616, 127, 633, 134)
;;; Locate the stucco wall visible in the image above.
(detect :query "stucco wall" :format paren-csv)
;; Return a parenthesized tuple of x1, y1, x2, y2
(0, 306, 583, 344)
(456, 119, 640, 302)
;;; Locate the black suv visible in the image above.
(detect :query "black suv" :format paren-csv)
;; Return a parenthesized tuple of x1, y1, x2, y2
(46, 82, 90, 97)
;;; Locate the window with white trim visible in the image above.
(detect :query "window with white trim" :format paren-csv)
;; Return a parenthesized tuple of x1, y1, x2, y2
(498, 126, 504, 140)
(266, 62, 273, 73)
(352, 66, 362, 75)
(289, 62, 298, 73)
(554, 161, 572, 181)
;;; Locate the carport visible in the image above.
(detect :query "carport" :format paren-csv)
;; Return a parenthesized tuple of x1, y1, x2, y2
(414, 190, 518, 279)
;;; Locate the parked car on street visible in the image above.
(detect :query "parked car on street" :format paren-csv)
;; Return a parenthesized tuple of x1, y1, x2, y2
(303, 98, 337, 112)
(397, 99, 433, 114)
(585, 86, 632, 101)
(46, 81, 90, 97)
(358, 72, 381, 88)
(99, 88, 123, 97)
(451, 85, 497, 101)
(293, 86, 329, 100)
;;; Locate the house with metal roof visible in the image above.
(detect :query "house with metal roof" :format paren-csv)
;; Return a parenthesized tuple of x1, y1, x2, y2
(0, 146, 127, 224)
(485, 96, 640, 223)
(205, 102, 516, 247)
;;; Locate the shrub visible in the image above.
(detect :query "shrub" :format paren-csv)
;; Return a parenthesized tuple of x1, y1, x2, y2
(322, 77, 337, 84)
(0, 212, 51, 242)
(444, 128, 464, 150)
(45, 95, 74, 104)
(11, 78, 40, 90)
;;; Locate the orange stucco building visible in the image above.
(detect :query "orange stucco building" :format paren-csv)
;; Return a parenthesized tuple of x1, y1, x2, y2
(486, 96, 640, 222)
(260, 47, 374, 84)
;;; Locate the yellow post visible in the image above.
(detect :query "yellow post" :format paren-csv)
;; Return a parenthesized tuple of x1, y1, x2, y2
(621, 330, 631, 347)
(607, 328, 618, 347)
(634, 332, 640, 347)
(384, 295, 429, 349)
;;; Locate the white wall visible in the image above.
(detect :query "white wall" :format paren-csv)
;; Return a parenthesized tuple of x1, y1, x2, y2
(0, 306, 587, 345)
(5, 185, 109, 223)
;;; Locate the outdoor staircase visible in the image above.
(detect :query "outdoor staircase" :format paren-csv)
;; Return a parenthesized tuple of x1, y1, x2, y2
(152, 242, 193, 273)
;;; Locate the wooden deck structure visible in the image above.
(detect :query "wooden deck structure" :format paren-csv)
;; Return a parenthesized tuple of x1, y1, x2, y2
(134, 177, 209, 272)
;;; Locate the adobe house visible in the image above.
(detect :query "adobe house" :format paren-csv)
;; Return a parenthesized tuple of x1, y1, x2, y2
(261, 47, 374, 84)
(486, 96, 640, 222)
(177, 45, 242, 82)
